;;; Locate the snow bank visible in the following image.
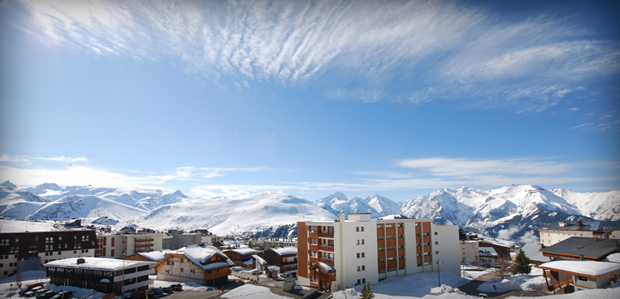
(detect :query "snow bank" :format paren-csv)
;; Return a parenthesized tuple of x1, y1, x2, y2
(478, 274, 546, 293)
(222, 284, 289, 299)
(333, 271, 469, 299)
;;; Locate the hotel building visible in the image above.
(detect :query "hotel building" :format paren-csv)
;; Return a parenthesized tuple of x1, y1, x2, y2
(297, 213, 459, 292)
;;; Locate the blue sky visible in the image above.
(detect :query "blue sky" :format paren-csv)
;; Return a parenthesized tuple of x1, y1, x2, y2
(1, 0, 619, 202)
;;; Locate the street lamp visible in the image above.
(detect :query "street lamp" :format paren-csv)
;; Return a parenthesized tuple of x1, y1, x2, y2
(436, 261, 441, 287)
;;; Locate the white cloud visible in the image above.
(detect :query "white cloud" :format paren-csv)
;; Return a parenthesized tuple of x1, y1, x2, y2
(0, 154, 30, 163)
(396, 157, 571, 176)
(154, 166, 269, 181)
(37, 156, 88, 163)
(0, 165, 156, 189)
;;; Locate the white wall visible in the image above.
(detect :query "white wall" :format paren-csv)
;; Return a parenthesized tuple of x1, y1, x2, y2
(431, 225, 460, 276)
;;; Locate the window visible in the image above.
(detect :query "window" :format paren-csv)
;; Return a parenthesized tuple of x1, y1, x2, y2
(362, 265, 365, 271)
(361, 239, 365, 245)
(356, 227, 359, 232)
(362, 252, 365, 258)
(356, 279, 361, 285)
(357, 253, 360, 258)
(361, 226, 364, 232)
(357, 266, 360, 272)
(357, 240, 360, 245)
(436, 251, 439, 254)
(434, 232, 438, 235)
(435, 241, 438, 245)
(362, 278, 366, 284)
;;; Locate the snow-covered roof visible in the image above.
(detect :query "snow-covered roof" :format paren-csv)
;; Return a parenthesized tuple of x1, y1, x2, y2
(537, 260, 620, 277)
(45, 257, 152, 271)
(177, 245, 233, 271)
(267, 266, 280, 272)
(228, 247, 258, 255)
(253, 254, 268, 266)
(243, 257, 254, 265)
(137, 250, 169, 261)
(605, 253, 620, 263)
(0, 219, 89, 233)
(271, 247, 297, 256)
(317, 262, 336, 273)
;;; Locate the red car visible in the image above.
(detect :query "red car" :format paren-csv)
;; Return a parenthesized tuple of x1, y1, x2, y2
(18, 282, 46, 296)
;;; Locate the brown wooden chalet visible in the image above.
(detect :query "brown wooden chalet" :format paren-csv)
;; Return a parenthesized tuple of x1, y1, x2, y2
(260, 247, 297, 276)
(309, 261, 336, 292)
(153, 245, 232, 286)
(223, 247, 258, 268)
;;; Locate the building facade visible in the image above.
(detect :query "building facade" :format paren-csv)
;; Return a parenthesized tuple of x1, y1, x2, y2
(539, 220, 620, 247)
(153, 245, 232, 286)
(297, 213, 459, 292)
(161, 231, 202, 250)
(261, 247, 298, 276)
(96, 233, 163, 258)
(460, 241, 480, 265)
(0, 229, 97, 279)
(45, 257, 154, 295)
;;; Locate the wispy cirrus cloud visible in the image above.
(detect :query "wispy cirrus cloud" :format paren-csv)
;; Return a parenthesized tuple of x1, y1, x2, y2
(396, 157, 572, 177)
(16, 0, 617, 114)
(154, 166, 271, 181)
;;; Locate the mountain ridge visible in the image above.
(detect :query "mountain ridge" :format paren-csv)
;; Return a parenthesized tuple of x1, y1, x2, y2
(1, 181, 618, 242)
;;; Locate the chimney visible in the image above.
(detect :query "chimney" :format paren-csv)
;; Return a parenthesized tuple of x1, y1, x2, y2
(576, 220, 583, 227)
(339, 211, 345, 222)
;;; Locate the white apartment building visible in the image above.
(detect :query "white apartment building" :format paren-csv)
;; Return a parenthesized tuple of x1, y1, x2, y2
(96, 233, 163, 258)
(297, 213, 459, 292)
(539, 220, 620, 247)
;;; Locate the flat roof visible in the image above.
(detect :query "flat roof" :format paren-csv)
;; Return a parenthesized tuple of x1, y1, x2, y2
(45, 257, 153, 271)
(0, 219, 92, 233)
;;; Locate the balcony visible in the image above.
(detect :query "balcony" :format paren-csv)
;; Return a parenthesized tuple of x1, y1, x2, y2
(318, 232, 333, 238)
(318, 245, 334, 252)
(134, 238, 154, 243)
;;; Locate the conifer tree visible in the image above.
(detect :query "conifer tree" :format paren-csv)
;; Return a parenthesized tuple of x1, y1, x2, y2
(514, 248, 532, 274)
(361, 281, 375, 299)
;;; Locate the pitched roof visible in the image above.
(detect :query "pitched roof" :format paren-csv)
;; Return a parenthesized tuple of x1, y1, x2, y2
(270, 247, 297, 256)
(227, 247, 258, 255)
(540, 237, 620, 260)
(155, 245, 233, 271)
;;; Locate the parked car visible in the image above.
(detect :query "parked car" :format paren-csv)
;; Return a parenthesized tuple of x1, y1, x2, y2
(19, 282, 46, 296)
(170, 284, 183, 291)
(50, 291, 73, 299)
(37, 290, 58, 299)
(162, 286, 173, 294)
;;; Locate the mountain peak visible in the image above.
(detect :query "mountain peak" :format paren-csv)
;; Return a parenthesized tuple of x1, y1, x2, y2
(1, 180, 17, 190)
(173, 190, 188, 198)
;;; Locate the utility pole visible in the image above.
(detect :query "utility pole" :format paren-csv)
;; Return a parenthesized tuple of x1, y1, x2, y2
(437, 261, 441, 287)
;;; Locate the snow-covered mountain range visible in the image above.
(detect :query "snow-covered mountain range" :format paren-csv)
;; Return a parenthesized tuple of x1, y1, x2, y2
(1, 180, 618, 242)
